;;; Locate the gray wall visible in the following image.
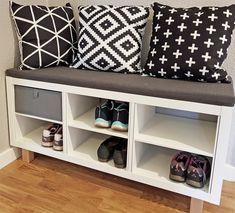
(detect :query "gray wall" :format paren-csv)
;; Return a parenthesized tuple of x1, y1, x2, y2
(0, 0, 235, 167)
(0, 0, 48, 154)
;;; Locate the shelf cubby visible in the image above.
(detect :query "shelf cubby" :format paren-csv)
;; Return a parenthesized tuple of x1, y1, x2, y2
(14, 115, 65, 154)
(67, 94, 129, 138)
(135, 104, 218, 157)
(133, 142, 212, 196)
(69, 107, 128, 138)
(67, 127, 129, 172)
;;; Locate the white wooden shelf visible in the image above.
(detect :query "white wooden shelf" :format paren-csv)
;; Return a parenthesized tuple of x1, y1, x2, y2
(15, 112, 63, 124)
(69, 133, 128, 171)
(15, 125, 66, 156)
(136, 113, 216, 157)
(8, 77, 233, 205)
(133, 145, 210, 196)
(69, 107, 128, 139)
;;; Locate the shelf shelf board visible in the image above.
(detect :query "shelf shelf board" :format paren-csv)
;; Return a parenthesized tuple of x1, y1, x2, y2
(69, 133, 127, 172)
(133, 145, 210, 195)
(15, 125, 66, 157)
(15, 112, 62, 124)
(69, 107, 128, 139)
(136, 113, 216, 157)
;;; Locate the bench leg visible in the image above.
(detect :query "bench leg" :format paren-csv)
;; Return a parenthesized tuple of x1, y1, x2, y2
(190, 198, 203, 213)
(22, 149, 35, 163)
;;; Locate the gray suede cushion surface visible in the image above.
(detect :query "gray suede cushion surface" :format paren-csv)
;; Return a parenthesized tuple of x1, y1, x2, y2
(6, 67, 235, 106)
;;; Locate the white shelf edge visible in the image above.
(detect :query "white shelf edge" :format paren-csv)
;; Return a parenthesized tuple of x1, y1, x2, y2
(69, 121, 128, 139)
(132, 167, 211, 200)
(15, 112, 63, 124)
(15, 140, 67, 158)
(135, 135, 214, 157)
(69, 149, 128, 172)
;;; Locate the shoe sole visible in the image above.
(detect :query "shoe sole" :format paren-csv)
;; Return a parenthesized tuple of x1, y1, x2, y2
(98, 157, 109, 162)
(169, 174, 185, 182)
(95, 118, 111, 128)
(42, 141, 53, 147)
(111, 121, 128, 132)
(53, 145, 63, 151)
(114, 163, 126, 169)
(186, 179, 204, 188)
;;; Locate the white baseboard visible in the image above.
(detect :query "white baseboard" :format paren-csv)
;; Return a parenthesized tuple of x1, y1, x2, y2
(224, 163, 235, 181)
(0, 148, 20, 169)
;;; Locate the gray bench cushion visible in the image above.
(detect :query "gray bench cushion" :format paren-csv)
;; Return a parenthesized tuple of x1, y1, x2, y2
(6, 67, 235, 106)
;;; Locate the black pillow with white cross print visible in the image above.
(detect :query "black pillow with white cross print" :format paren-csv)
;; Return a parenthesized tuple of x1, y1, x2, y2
(71, 5, 149, 73)
(10, 1, 77, 70)
(143, 3, 235, 82)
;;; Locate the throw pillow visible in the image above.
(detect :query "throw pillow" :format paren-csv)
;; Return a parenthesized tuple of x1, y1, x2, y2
(10, 1, 77, 70)
(143, 2, 235, 82)
(71, 5, 149, 73)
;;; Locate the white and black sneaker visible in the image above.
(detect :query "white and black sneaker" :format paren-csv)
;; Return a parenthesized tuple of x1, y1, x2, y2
(53, 126, 63, 151)
(111, 103, 129, 132)
(95, 100, 116, 128)
(42, 123, 61, 147)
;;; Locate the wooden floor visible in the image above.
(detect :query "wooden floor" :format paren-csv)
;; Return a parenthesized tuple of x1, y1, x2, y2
(0, 155, 234, 213)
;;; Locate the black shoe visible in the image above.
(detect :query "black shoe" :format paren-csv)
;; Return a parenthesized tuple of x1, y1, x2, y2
(95, 100, 116, 128)
(111, 102, 129, 132)
(113, 139, 128, 168)
(97, 136, 122, 162)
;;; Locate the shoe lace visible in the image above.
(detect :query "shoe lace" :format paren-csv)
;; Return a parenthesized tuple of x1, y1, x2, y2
(190, 158, 207, 183)
(176, 152, 190, 164)
(101, 100, 115, 110)
(114, 103, 129, 112)
(191, 158, 204, 169)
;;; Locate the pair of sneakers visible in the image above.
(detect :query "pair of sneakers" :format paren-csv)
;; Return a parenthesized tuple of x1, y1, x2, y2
(97, 136, 128, 169)
(169, 152, 211, 188)
(95, 100, 129, 132)
(42, 123, 63, 151)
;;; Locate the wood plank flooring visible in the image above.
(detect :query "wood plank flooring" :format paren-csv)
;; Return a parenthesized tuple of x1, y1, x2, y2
(0, 155, 234, 213)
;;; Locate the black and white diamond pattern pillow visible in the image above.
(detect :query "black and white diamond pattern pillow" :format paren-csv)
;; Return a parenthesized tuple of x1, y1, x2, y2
(10, 1, 77, 70)
(143, 3, 235, 82)
(71, 5, 149, 73)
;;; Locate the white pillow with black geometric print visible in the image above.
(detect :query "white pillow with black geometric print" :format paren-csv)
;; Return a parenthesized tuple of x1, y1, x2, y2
(71, 5, 149, 73)
(10, 1, 77, 70)
(143, 3, 235, 82)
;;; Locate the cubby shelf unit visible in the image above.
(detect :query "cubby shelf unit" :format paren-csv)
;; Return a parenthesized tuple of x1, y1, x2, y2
(6, 77, 234, 206)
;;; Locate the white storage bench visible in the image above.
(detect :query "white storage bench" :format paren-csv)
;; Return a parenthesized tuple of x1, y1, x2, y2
(6, 67, 235, 213)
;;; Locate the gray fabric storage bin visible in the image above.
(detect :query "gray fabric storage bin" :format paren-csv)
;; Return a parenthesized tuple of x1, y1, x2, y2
(15, 86, 62, 121)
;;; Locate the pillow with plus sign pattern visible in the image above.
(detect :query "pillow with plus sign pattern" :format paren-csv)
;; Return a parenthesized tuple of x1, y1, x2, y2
(143, 3, 235, 82)
(71, 5, 149, 73)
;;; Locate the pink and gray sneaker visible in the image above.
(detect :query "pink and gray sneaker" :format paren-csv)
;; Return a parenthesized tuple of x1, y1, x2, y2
(186, 155, 211, 188)
(170, 152, 191, 182)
